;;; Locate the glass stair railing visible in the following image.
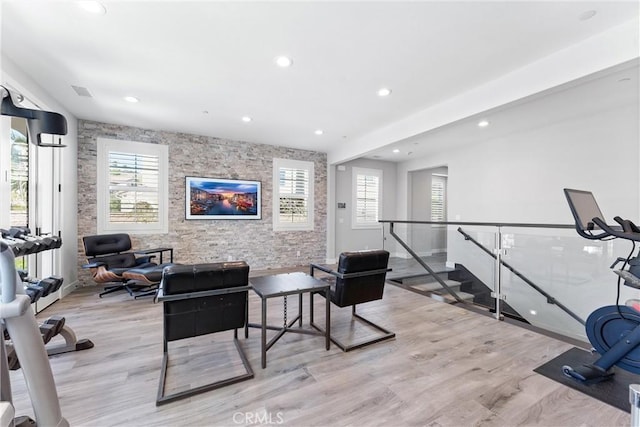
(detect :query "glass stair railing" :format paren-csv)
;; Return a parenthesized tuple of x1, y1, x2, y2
(380, 220, 638, 343)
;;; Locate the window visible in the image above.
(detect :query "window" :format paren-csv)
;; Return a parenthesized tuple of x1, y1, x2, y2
(431, 174, 447, 222)
(10, 120, 29, 227)
(352, 167, 382, 229)
(273, 158, 314, 231)
(97, 138, 168, 234)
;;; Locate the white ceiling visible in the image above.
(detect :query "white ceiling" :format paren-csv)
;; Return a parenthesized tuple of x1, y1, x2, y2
(1, 1, 638, 162)
(365, 59, 640, 161)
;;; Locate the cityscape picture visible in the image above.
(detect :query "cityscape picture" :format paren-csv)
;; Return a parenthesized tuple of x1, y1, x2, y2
(186, 177, 261, 220)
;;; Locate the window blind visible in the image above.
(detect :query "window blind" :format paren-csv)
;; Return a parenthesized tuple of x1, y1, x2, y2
(356, 173, 380, 224)
(108, 151, 160, 224)
(278, 167, 309, 224)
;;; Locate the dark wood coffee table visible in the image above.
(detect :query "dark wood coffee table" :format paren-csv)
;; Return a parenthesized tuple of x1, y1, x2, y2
(248, 272, 330, 368)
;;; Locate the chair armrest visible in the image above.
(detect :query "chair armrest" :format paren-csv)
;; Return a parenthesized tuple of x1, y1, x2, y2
(135, 247, 173, 263)
(135, 247, 172, 254)
(340, 268, 392, 279)
(309, 263, 391, 279)
(310, 263, 340, 278)
(134, 255, 156, 265)
(82, 261, 105, 269)
(157, 285, 252, 302)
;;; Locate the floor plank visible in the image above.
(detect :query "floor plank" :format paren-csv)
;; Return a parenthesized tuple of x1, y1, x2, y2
(6, 271, 631, 426)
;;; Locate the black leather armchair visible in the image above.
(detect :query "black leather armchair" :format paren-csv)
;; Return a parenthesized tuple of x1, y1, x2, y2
(82, 233, 157, 297)
(310, 249, 395, 351)
(155, 261, 253, 405)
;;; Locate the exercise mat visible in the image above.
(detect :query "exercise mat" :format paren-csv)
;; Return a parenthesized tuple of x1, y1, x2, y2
(534, 347, 640, 412)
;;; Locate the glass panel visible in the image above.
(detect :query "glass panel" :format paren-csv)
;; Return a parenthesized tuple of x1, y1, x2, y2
(381, 221, 640, 343)
(383, 222, 496, 307)
(448, 225, 497, 310)
(10, 118, 28, 228)
(499, 227, 635, 342)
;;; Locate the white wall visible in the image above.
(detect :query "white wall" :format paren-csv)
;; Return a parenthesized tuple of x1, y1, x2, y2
(1, 56, 79, 296)
(398, 101, 639, 224)
(334, 158, 397, 255)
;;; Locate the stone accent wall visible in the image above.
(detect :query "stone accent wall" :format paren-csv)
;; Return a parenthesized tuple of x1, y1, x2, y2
(77, 120, 327, 286)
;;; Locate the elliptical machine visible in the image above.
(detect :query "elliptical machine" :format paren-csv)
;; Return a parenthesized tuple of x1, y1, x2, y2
(562, 188, 640, 383)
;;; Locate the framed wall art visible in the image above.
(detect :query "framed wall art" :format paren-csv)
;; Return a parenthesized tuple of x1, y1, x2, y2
(185, 176, 261, 220)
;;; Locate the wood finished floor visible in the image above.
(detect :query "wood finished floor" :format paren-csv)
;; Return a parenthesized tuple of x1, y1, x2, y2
(8, 270, 630, 427)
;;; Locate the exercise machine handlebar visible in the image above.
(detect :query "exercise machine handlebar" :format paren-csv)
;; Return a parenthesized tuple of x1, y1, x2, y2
(592, 217, 640, 242)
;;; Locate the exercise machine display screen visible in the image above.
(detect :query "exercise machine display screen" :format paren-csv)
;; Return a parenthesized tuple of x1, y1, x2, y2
(564, 189, 606, 231)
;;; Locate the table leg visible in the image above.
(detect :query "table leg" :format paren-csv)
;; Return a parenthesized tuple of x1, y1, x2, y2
(325, 288, 330, 350)
(262, 297, 267, 369)
(298, 293, 303, 327)
(244, 295, 249, 339)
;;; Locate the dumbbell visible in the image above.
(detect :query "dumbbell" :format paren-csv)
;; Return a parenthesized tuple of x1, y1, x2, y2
(24, 284, 43, 303)
(3, 315, 65, 344)
(38, 316, 65, 344)
(44, 315, 65, 336)
(0, 237, 28, 257)
(24, 276, 63, 298)
(4, 343, 20, 370)
(9, 228, 44, 254)
(45, 276, 64, 293)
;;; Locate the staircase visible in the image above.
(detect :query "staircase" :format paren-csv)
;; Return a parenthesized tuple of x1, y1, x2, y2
(388, 262, 527, 322)
(391, 270, 474, 303)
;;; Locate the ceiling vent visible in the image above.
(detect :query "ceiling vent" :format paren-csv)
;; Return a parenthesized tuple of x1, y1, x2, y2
(71, 85, 92, 97)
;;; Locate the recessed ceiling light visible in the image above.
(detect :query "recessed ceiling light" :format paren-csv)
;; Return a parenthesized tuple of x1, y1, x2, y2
(377, 88, 392, 97)
(242, 116, 252, 123)
(579, 10, 597, 21)
(314, 129, 324, 135)
(392, 149, 400, 153)
(124, 96, 139, 103)
(478, 120, 489, 128)
(77, 1, 107, 15)
(275, 56, 293, 68)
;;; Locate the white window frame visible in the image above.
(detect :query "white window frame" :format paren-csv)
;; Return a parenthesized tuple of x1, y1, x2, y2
(272, 158, 314, 231)
(97, 138, 168, 234)
(352, 167, 383, 230)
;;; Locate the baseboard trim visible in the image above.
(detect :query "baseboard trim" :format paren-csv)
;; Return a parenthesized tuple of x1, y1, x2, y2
(61, 280, 79, 298)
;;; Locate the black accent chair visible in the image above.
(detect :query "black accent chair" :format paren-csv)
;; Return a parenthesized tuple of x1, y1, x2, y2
(82, 234, 157, 297)
(309, 249, 395, 352)
(155, 262, 254, 406)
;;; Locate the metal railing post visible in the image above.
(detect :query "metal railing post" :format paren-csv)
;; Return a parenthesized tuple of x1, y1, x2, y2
(493, 226, 503, 320)
(388, 221, 465, 303)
